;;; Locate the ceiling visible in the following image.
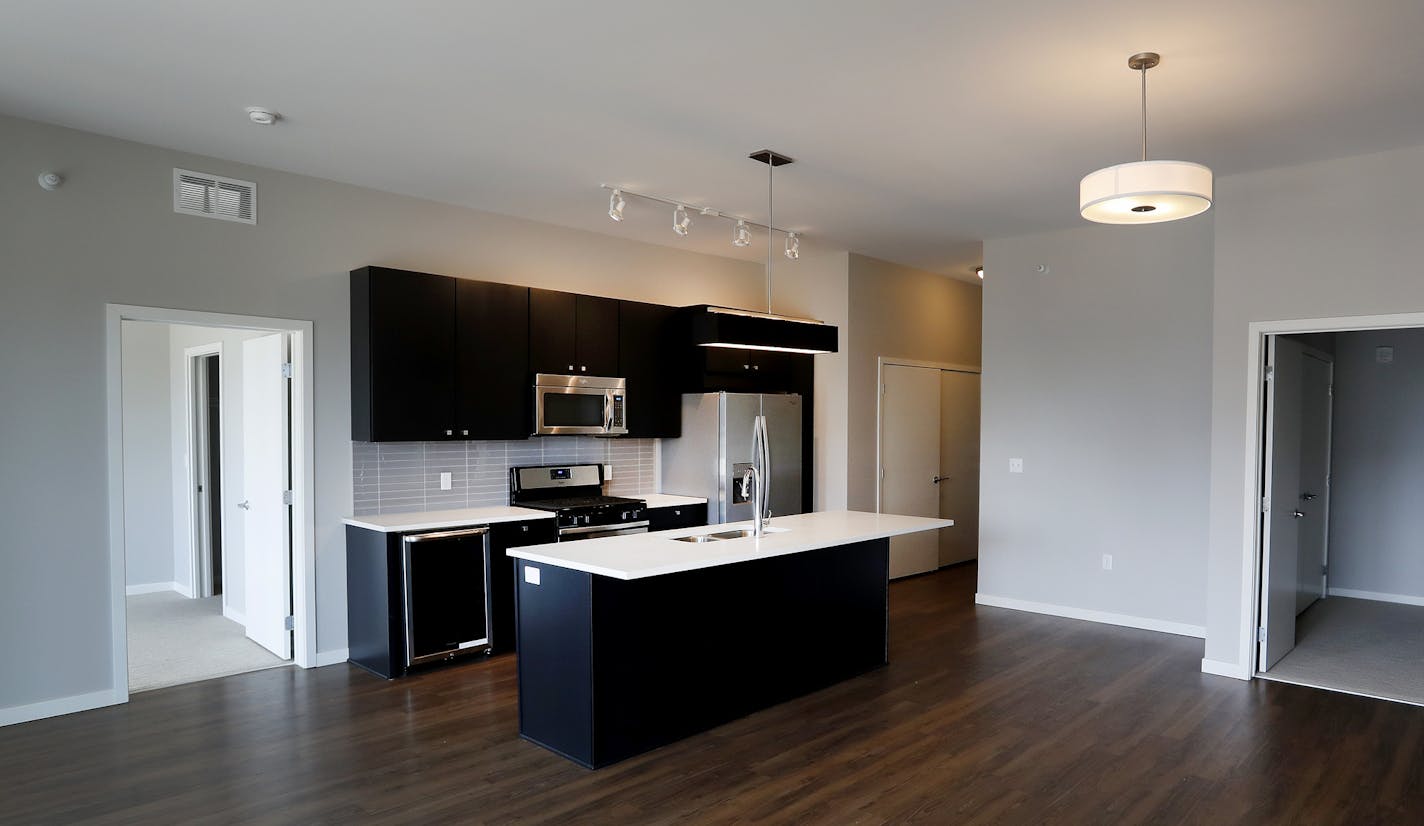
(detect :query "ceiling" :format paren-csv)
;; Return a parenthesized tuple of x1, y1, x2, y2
(5, 1, 1424, 279)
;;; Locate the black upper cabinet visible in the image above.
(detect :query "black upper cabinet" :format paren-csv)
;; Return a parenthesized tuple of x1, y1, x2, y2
(529, 289, 620, 376)
(619, 300, 682, 438)
(456, 280, 530, 439)
(352, 267, 531, 442)
(352, 267, 457, 441)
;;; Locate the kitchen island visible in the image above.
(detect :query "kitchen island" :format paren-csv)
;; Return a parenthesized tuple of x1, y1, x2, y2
(508, 510, 952, 768)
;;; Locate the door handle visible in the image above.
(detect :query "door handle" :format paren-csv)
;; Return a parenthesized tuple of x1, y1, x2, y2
(932, 475, 949, 484)
(1301, 493, 1318, 501)
(237, 500, 251, 510)
(1292, 509, 1306, 519)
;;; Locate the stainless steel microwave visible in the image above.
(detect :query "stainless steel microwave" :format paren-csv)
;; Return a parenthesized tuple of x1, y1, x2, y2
(533, 374, 628, 436)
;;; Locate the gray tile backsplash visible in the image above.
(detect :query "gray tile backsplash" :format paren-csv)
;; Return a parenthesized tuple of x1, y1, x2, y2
(352, 438, 658, 515)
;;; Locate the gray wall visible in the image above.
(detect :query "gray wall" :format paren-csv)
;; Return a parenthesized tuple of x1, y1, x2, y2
(979, 219, 1214, 629)
(0, 111, 786, 715)
(1205, 143, 1424, 671)
(846, 254, 982, 512)
(120, 322, 174, 587)
(1326, 328, 1424, 599)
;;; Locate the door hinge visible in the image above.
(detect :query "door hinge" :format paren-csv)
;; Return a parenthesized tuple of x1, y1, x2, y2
(1322, 564, 1328, 576)
(284, 615, 295, 631)
(282, 489, 294, 506)
(1257, 626, 1267, 642)
(1260, 496, 1270, 514)
(281, 362, 294, 379)
(1265, 366, 1275, 382)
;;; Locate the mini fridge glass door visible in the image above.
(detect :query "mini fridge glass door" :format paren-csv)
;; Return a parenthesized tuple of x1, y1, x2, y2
(402, 527, 492, 667)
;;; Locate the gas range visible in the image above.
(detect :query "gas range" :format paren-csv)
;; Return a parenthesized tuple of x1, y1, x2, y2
(509, 464, 648, 540)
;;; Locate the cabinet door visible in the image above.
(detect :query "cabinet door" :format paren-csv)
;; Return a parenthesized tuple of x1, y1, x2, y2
(529, 288, 578, 374)
(700, 347, 794, 393)
(575, 294, 620, 376)
(647, 503, 707, 532)
(619, 300, 681, 437)
(489, 519, 559, 653)
(353, 267, 457, 441)
(456, 280, 530, 439)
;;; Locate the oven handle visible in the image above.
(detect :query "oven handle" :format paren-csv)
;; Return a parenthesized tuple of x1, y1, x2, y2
(558, 520, 650, 537)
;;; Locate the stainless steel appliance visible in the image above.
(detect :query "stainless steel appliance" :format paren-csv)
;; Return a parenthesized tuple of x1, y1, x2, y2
(509, 463, 648, 541)
(661, 392, 803, 524)
(401, 526, 492, 667)
(533, 374, 628, 436)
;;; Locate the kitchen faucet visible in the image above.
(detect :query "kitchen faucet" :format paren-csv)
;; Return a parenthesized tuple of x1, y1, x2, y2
(748, 413, 771, 538)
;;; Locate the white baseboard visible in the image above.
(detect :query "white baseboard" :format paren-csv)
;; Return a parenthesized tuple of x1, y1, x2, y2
(172, 581, 194, 599)
(125, 581, 179, 596)
(221, 604, 247, 626)
(974, 593, 1207, 638)
(0, 688, 122, 728)
(1201, 658, 1251, 680)
(314, 648, 350, 667)
(1328, 587, 1424, 607)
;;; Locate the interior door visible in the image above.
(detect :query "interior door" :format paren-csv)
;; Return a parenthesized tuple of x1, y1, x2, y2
(242, 334, 292, 659)
(881, 364, 941, 579)
(1295, 350, 1333, 613)
(1260, 336, 1304, 671)
(938, 370, 980, 566)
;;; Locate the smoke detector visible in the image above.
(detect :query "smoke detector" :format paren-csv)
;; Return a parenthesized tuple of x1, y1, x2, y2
(245, 107, 280, 126)
(38, 172, 63, 191)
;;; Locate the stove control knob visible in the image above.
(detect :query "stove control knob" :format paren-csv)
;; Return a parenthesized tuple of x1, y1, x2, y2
(584, 515, 592, 525)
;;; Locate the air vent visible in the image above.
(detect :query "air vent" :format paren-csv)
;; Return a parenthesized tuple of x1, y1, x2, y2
(173, 168, 256, 224)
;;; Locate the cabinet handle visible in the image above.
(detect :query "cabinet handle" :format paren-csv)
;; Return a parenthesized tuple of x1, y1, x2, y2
(461, 429, 469, 436)
(581, 365, 587, 372)
(568, 364, 574, 371)
(674, 509, 681, 515)
(753, 365, 759, 371)
(521, 525, 529, 532)
(445, 429, 453, 436)
(743, 364, 750, 370)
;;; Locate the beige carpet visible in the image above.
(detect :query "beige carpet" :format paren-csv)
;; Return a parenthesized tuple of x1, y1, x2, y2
(127, 591, 287, 692)
(1263, 596, 1424, 706)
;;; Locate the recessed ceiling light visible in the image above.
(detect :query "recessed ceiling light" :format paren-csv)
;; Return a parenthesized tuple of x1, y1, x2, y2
(245, 107, 281, 126)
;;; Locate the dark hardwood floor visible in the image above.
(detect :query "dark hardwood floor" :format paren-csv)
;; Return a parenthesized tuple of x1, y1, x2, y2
(4, 563, 1423, 824)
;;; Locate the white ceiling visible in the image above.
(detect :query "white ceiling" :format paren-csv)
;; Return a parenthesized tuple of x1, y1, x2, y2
(5, 1, 1424, 278)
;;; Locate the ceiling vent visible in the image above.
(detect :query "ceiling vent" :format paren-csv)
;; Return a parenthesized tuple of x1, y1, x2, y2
(173, 168, 256, 224)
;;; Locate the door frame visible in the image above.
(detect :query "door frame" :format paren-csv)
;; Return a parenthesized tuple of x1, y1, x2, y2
(1236, 312, 1424, 680)
(106, 305, 317, 708)
(184, 343, 227, 602)
(1299, 347, 1335, 606)
(874, 356, 980, 513)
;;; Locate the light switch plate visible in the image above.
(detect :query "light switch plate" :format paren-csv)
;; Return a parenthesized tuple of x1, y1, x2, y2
(439, 471, 452, 491)
(1009, 458, 1024, 473)
(524, 566, 541, 586)
(1377, 346, 1394, 364)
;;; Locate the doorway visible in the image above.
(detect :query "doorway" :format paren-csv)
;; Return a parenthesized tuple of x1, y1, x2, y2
(876, 358, 981, 579)
(1254, 327, 1424, 705)
(107, 305, 316, 704)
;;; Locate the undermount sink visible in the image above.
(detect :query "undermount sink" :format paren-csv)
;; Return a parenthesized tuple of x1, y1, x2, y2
(670, 526, 789, 543)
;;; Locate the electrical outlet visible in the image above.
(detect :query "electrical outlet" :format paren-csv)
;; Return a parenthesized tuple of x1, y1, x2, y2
(604, 463, 613, 480)
(1009, 458, 1024, 474)
(439, 471, 452, 491)
(1102, 554, 1113, 571)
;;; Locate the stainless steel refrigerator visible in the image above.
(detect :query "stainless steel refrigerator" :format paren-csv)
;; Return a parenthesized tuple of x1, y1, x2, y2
(661, 392, 803, 524)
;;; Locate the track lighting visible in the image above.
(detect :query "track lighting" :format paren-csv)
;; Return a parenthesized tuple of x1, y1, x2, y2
(784, 232, 799, 260)
(733, 219, 752, 247)
(608, 189, 625, 222)
(673, 204, 691, 236)
(975, 266, 984, 280)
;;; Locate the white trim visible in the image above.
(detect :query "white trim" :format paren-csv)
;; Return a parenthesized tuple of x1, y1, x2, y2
(1327, 587, 1424, 607)
(1201, 658, 1251, 680)
(314, 648, 350, 667)
(183, 341, 227, 604)
(125, 582, 180, 596)
(1255, 672, 1424, 709)
(0, 689, 123, 728)
(172, 581, 195, 599)
(1237, 311, 1424, 681)
(222, 604, 248, 626)
(975, 592, 1206, 638)
(106, 304, 319, 720)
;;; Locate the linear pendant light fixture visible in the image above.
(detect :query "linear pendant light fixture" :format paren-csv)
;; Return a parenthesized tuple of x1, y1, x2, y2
(1080, 52, 1212, 224)
(691, 150, 838, 355)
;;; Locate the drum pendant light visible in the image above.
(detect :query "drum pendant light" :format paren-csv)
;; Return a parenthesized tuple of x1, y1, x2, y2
(1080, 52, 1212, 224)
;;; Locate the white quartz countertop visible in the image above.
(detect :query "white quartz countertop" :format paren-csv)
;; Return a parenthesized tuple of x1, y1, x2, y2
(638, 493, 708, 509)
(507, 510, 953, 580)
(343, 506, 554, 533)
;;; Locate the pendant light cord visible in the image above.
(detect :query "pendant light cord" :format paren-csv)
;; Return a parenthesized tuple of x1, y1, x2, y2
(1140, 63, 1148, 162)
(766, 160, 774, 314)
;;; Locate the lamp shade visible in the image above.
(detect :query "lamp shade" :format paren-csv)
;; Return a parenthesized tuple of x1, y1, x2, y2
(1079, 160, 1213, 224)
(689, 306, 839, 354)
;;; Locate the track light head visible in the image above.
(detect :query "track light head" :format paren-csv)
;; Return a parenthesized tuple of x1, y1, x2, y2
(975, 265, 984, 280)
(673, 204, 692, 236)
(784, 232, 799, 260)
(608, 189, 625, 222)
(733, 219, 752, 248)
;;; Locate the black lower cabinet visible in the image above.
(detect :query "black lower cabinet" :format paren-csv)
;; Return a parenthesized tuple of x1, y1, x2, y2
(646, 503, 707, 532)
(346, 517, 555, 678)
(515, 539, 889, 768)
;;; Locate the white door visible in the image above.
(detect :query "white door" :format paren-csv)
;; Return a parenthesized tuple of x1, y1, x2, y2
(1260, 336, 1304, 670)
(881, 364, 941, 578)
(938, 371, 980, 567)
(242, 334, 292, 659)
(1295, 350, 1333, 614)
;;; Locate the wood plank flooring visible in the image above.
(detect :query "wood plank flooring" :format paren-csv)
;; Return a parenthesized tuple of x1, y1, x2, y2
(3, 563, 1423, 824)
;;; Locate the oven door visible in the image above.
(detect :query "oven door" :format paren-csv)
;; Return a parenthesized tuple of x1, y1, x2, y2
(558, 521, 650, 541)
